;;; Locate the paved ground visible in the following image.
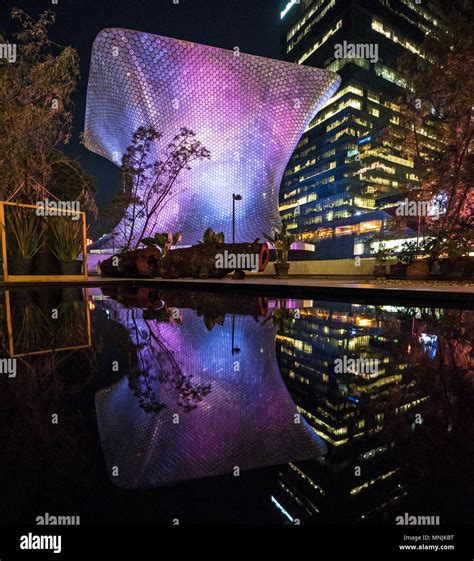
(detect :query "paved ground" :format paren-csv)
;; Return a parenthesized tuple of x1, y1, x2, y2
(2, 275, 473, 304)
(132, 276, 474, 293)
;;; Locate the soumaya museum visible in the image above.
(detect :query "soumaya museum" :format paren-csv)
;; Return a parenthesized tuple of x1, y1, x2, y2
(0, 1, 472, 561)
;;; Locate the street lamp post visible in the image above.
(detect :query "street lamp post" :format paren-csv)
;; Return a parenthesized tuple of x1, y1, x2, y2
(231, 313, 241, 355)
(232, 193, 242, 244)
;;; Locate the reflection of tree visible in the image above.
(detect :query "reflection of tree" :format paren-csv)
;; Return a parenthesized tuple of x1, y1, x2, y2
(12, 302, 51, 354)
(0, 288, 99, 523)
(0, 348, 98, 523)
(127, 310, 212, 414)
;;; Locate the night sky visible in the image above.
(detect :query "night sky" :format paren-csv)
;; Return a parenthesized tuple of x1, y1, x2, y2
(0, 0, 284, 232)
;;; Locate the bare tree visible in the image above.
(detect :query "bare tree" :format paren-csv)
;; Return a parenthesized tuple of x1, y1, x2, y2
(110, 126, 210, 250)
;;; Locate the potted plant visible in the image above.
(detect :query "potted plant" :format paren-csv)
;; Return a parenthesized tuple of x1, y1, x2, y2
(5, 207, 44, 275)
(201, 227, 225, 244)
(372, 243, 391, 278)
(400, 240, 430, 279)
(389, 241, 420, 278)
(48, 217, 83, 275)
(141, 231, 182, 257)
(263, 221, 295, 277)
(33, 222, 60, 275)
(434, 232, 472, 280)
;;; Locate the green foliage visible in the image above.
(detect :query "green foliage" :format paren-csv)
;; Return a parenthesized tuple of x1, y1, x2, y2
(12, 303, 50, 354)
(5, 206, 45, 260)
(48, 151, 97, 216)
(397, 240, 422, 265)
(141, 231, 182, 256)
(262, 221, 296, 264)
(391, 3, 473, 230)
(53, 301, 88, 348)
(202, 227, 225, 244)
(373, 242, 393, 263)
(48, 217, 83, 263)
(423, 219, 473, 261)
(0, 10, 82, 202)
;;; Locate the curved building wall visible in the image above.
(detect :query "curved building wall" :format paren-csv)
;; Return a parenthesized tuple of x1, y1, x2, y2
(84, 29, 340, 245)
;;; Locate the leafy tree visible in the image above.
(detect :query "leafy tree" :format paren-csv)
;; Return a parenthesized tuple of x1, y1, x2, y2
(47, 151, 97, 214)
(0, 9, 96, 212)
(394, 1, 473, 231)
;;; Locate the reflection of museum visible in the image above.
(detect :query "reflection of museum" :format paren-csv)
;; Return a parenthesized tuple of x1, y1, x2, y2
(274, 302, 429, 523)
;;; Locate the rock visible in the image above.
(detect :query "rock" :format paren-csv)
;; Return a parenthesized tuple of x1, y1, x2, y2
(99, 241, 270, 279)
(232, 270, 246, 280)
(100, 247, 162, 278)
(406, 260, 430, 279)
(158, 242, 269, 279)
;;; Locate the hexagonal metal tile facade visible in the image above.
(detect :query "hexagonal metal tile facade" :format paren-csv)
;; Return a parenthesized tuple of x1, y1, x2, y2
(84, 29, 340, 245)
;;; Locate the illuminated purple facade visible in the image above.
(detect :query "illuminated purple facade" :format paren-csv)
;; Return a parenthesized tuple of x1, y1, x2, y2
(95, 301, 326, 488)
(84, 29, 340, 245)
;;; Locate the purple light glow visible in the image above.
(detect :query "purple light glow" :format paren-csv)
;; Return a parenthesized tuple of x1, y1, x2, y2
(84, 29, 340, 245)
(95, 302, 326, 488)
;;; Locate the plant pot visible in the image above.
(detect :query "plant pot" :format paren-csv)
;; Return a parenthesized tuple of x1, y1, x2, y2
(445, 259, 467, 280)
(10, 288, 35, 306)
(389, 263, 407, 278)
(406, 260, 430, 279)
(462, 257, 474, 280)
(36, 287, 62, 311)
(274, 263, 290, 277)
(33, 250, 60, 275)
(434, 258, 451, 280)
(61, 287, 84, 302)
(373, 263, 387, 278)
(59, 260, 83, 275)
(8, 258, 32, 275)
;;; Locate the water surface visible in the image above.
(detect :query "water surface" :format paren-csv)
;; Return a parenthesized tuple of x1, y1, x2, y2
(0, 285, 472, 527)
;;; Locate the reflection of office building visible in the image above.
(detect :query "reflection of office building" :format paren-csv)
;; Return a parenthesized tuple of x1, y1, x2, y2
(274, 301, 429, 523)
(279, 0, 441, 259)
(85, 29, 340, 247)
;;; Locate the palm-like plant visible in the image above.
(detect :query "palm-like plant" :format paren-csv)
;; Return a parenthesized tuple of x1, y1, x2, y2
(262, 221, 295, 264)
(48, 217, 83, 263)
(5, 207, 45, 260)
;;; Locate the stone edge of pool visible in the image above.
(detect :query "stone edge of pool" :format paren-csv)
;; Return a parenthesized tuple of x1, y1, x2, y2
(1, 276, 473, 306)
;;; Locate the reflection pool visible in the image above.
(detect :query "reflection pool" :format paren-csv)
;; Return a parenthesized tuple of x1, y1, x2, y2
(0, 285, 473, 526)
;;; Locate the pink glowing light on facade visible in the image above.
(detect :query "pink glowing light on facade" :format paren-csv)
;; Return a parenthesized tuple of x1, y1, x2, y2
(84, 29, 340, 245)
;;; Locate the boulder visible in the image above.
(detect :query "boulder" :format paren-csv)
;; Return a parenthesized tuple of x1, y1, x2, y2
(100, 247, 162, 278)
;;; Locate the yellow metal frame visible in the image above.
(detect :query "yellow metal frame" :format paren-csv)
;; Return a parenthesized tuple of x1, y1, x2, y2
(4, 288, 92, 358)
(0, 201, 88, 282)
